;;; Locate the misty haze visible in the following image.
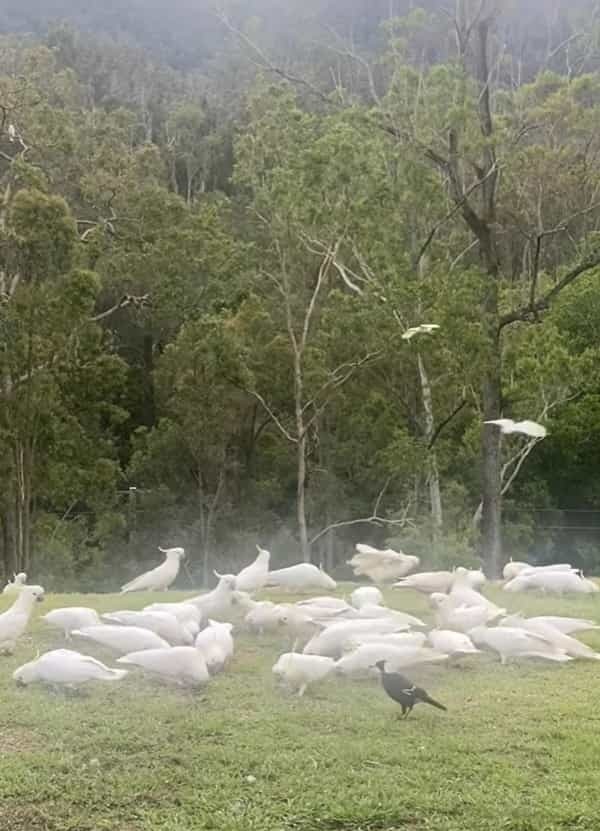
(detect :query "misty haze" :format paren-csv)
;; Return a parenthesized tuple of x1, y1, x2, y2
(1, 2, 600, 830)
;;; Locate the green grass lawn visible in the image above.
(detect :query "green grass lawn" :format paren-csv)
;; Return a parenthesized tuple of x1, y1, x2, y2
(2, 584, 600, 831)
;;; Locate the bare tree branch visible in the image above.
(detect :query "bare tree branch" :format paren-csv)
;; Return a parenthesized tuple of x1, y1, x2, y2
(500, 254, 600, 329)
(91, 294, 151, 322)
(245, 389, 298, 444)
(427, 398, 468, 449)
(215, 9, 332, 104)
(309, 485, 412, 545)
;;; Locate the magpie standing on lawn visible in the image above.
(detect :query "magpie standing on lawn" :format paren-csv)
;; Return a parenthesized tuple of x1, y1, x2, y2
(374, 660, 447, 718)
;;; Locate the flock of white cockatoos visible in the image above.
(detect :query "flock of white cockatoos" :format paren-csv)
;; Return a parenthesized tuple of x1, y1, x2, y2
(1, 539, 599, 700)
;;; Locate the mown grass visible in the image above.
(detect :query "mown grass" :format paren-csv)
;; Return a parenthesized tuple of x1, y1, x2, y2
(1, 583, 600, 831)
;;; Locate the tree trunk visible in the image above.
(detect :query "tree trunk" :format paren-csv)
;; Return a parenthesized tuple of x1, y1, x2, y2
(296, 432, 310, 562)
(142, 333, 156, 428)
(480, 276, 503, 577)
(417, 353, 443, 530)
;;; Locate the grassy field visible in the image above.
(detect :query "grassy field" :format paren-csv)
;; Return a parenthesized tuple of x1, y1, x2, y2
(1, 584, 600, 831)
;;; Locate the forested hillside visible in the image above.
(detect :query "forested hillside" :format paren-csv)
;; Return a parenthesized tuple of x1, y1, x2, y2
(2, 0, 600, 589)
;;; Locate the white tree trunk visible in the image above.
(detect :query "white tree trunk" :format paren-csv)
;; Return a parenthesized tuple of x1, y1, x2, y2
(417, 353, 443, 529)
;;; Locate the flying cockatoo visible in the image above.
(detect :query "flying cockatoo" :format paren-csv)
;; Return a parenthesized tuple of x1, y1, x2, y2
(121, 546, 185, 593)
(13, 649, 128, 688)
(402, 324, 440, 340)
(118, 646, 210, 687)
(484, 419, 547, 438)
(0, 585, 44, 653)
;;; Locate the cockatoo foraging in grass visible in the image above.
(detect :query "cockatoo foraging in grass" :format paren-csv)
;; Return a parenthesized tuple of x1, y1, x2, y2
(266, 563, 337, 592)
(401, 324, 440, 340)
(500, 616, 600, 660)
(502, 560, 529, 581)
(121, 547, 185, 593)
(118, 646, 210, 687)
(13, 649, 127, 688)
(194, 620, 234, 673)
(72, 625, 169, 654)
(528, 616, 600, 635)
(469, 626, 572, 664)
(428, 629, 480, 658)
(272, 652, 335, 697)
(188, 573, 237, 620)
(43, 607, 101, 639)
(228, 545, 270, 593)
(394, 570, 455, 594)
(102, 610, 194, 645)
(0, 585, 44, 653)
(348, 544, 419, 584)
(484, 418, 547, 438)
(336, 644, 448, 677)
(350, 586, 383, 609)
(143, 601, 202, 627)
(3, 572, 27, 594)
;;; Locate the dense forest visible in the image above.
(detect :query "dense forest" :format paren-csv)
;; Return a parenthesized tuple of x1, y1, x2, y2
(2, 0, 600, 589)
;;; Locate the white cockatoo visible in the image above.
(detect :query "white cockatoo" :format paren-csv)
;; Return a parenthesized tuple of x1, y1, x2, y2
(348, 544, 419, 584)
(429, 592, 503, 632)
(500, 615, 600, 660)
(13, 649, 127, 688)
(401, 324, 440, 340)
(2, 572, 27, 594)
(7, 124, 16, 142)
(143, 601, 202, 626)
(502, 560, 529, 580)
(528, 616, 600, 635)
(228, 545, 270, 593)
(335, 643, 447, 677)
(345, 632, 427, 650)
(296, 597, 350, 610)
(428, 629, 480, 658)
(244, 600, 287, 634)
(355, 604, 425, 628)
(272, 653, 335, 696)
(118, 646, 209, 687)
(303, 619, 408, 658)
(102, 611, 194, 645)
(0, 585, 45, 653)
(484, 418, 547, 438)
(469, 626, 571, 664)
(393, 571, 455, 594)
(266, 563, 337, 592)
(194, 620, 234, 672)
(188, 574, 237, 620)
(43, 607, 101, 639)
(504, 569, 595, 594)
(350, 586, 383, 609)
(72, 625, 169, 655)
(121, 546, 185, 593)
